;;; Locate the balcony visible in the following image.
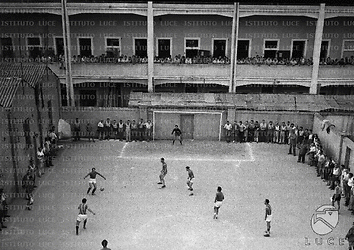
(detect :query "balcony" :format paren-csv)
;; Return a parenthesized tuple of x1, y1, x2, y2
(49, 62, 354, 87)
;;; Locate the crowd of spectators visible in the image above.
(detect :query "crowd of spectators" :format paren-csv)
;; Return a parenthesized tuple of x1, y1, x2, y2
(21, 126, 58, 211)
(5, 53, 354, 68)
(223, 120, 312, 145)
(72, 117, 154, 142)
(223, 119, 353, 214)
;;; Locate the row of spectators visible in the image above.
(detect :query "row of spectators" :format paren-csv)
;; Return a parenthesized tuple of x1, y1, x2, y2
(72, 117, 153, 142)
(223, 120, 311, 144)
(5, 53, 354, 67)
(290, 130, 353, 213)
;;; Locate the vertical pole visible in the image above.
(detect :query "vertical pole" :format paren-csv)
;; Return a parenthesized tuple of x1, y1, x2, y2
(61, 0, 74, 106)
(147, 1, 154, 93)
(310, 3, 325, 95)
(232, 2, 240, 93)
(229, 2, 237, 93)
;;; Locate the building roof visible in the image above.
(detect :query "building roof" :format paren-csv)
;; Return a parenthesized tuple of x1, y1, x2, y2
(129, 92, 354, 113)
(0, 77, 22, 108)
(0, 63, 50, 88)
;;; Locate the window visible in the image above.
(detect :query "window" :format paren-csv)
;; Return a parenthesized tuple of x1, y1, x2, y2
(320, 40, 330, 60)
(342, 40, 354, 58)
(263, 39, 279, 58)
(78, 37, 93, 57)
(0, 38, 14, 58)
(156, 38, 172, 58)
(212, 38, 227, 58)
(237, 39, 251, 59)
(185, 38, 200, 58)
(54, 37, 64, 56)
(105, 37, 121, 58)
(27, 37, 42, 59)
(134, 38, 147, 57)
(291, 40, 306, 59)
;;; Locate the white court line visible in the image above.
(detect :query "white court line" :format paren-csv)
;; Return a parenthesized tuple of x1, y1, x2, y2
(119, 142, 128, 157)
(118, 156, 252, 162)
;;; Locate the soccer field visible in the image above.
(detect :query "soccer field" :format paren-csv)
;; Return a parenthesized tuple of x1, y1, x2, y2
(0, 140, 351, 250)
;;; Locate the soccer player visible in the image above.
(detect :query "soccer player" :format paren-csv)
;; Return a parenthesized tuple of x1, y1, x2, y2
(100, 239, 111, 250)
(76, 198, 95, 235)
(157, 158, 167, 188)
(264, 199, 272, 237)
(213, 186, 224, 219)
(171, 125, 182, 145)
(186, 166, 194, 196)
(83, 168, 106, 195)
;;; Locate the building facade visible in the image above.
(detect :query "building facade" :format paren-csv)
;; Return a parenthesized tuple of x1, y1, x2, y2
(1, 2, 354, 107)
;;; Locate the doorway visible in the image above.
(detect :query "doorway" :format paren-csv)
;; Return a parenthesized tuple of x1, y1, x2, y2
(291, 40, 306, 59)
(78, 38, 93, 57)
(157, 38, 171, 58)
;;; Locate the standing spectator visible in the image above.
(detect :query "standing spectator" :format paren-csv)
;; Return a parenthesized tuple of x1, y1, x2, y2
(303, 128, 310, 144)
(104, 118, 111, 140)
(37, 147, 44, 177)
(111, 120, 118, 140)
(138, 119, 145, 141)
(100, 239, 111, 250)
(224, 121, 232, 143)
(24, 175, 35, 210)
(232, 120, 238, 143)
(48, 129, 58, 147)
(316, 150, 326, 178)
(44, 139, 53, 167)
(131, 120, 138, 142)
(27, 158, 37, 187)
(331, 181, 341, 211)
(244, 121, 249, 142)
(288, 123, 297, 156)
(285, 121, 291, 144)
(259, 120, 267, 142)
(145, 120, 153, 142)
(238, 121, 245, 143)
(125, 120, 131, 142)
(86, 122, 95, 142)
(266, 121, 274, 143)
(307, 143, 317, 166)
(254, 121, 260, 143)
(171, 125, 182, 145)
(297, 127, 305, 145)
(280, 122, 287, 144)
(345, 222, 354, 250)
(297, 142, 308, 163)
(0, 189, 9, 219)
(97, 120, 104, 140)
(343, 170, 351, 207)
(0, 189, 8, 230)
(73, 118, 81, 141)
(118, 120, 125, 141)
(308, 130, 314, 144)
(248, 120, 255, 142)
(274, 122, 280, 143)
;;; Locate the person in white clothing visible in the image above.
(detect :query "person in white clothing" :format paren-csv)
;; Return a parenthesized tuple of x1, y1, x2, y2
(224, 121, 232, 143)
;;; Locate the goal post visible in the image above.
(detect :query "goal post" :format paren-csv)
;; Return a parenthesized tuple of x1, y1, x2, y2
(152, 110, 224, 141)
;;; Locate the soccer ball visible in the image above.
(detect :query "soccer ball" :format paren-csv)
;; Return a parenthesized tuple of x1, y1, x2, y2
(100, 187, 104, 191)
